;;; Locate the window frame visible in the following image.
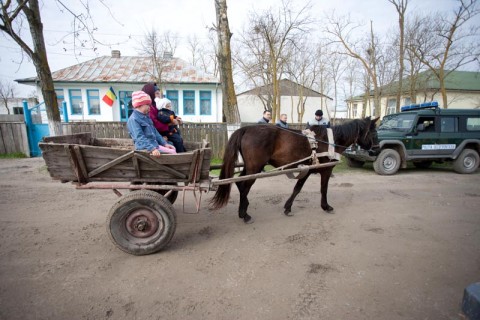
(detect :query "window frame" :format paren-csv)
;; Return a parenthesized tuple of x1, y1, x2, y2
(199, 90, 212, 115)
(183, 90, 195, 115)
(166, 90, 179, 114)
(69, 89, 83, 115)
(86, 89, 101, 115)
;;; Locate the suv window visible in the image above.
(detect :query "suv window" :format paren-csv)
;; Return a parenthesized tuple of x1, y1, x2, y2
(440, 117, 457, 133)
(417, 116, 436, 132)
(466, 117, 480, 131)
(378, 113, 416, 132)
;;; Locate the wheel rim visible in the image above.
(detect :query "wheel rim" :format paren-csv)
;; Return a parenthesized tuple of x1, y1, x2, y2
(383, 156, 397, 171)
(125, 208, 164, 240)
(463, 155, 476, 170)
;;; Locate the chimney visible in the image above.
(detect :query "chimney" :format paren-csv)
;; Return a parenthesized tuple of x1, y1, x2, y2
(163, 51, 173, 59)
(111, 50, 121, 58)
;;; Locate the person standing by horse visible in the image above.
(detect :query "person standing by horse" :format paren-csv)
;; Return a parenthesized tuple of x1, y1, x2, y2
(257, 110, 272, 124)
(307, 109, 330, 128)
(276, 113, 289, 128)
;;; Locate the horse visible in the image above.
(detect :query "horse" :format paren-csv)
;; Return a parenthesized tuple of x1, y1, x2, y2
(210, 117, 379, 223)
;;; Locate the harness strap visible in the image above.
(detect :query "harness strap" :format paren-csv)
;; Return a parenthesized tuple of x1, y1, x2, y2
(316, 128, 341, 161)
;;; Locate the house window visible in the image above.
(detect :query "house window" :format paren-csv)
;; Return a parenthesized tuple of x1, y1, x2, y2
(352, 104, 358, 118)
(183, 90, 195, 115)
(200, 91, 211, 115)
(166, 90, 179, 114)
(69, 89, 83, 115)
(386, 99, 396, 115)
(13, 107, 24, 115)
(404, 97, 412, 106)
(87, 90, 100, 115)
(55, 89, 64, 115)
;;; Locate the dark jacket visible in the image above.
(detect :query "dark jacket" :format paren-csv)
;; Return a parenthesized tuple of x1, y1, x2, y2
(142, 83, 169, 133)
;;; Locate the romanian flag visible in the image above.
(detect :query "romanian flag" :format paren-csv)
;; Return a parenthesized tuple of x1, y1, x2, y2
(102, 87, 117, 107)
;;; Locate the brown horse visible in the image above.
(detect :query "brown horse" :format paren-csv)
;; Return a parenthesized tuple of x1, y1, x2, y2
(210, 117, 379, 223)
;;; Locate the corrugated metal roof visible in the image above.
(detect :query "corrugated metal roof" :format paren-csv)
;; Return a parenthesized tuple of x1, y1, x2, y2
(16, 55, 219, 84)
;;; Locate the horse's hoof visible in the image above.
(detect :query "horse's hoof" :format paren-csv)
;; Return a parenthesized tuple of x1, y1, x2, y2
(322, 206, 334, 213)
(284, 209, 294, 216)
(243, 215, 255, 224)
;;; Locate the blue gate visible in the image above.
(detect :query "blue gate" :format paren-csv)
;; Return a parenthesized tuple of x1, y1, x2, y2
(23, 101, 68, 157)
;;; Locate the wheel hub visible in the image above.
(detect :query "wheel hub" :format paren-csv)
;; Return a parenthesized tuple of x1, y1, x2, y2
(125, 208, 162, 238)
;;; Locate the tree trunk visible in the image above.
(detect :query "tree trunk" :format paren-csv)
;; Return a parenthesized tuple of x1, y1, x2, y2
(215, 0, 240, 125)
(24, 0, 62, 135)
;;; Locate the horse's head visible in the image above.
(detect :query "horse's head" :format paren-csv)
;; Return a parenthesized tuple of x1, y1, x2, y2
(356, 117, 380, 150)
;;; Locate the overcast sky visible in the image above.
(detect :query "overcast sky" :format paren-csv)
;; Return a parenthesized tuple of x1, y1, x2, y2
(0, 0, 459, 96)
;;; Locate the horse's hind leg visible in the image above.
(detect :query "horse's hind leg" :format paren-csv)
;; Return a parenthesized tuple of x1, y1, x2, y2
(235, 179, 257, 224)
(283, 172, 311, 216)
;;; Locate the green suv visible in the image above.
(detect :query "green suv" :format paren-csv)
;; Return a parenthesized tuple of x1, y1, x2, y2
(344, 102, 480, 175)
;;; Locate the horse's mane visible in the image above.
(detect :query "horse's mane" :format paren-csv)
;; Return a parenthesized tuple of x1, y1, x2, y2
(309, 117, 373, 147)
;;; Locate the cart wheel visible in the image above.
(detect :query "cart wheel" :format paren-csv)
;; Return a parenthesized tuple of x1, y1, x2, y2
(107, 190, 177, 255)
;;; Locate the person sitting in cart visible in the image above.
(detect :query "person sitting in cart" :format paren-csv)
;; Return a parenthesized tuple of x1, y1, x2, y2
(155, 95, 186, 153)
(127, 91, 177, 157)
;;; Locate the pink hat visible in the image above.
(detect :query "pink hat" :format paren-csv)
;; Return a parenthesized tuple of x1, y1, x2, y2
(131, 91, 152, 108)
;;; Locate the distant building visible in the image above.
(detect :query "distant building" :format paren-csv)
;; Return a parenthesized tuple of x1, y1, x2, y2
(237, 79, 334, 123)
(0, 97, 37, 115)
(16, 50, 222, 123)
(346, 70, 480, 119)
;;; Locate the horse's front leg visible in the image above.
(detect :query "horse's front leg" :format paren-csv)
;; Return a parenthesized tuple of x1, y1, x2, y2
(283, 172, 311, 216)
(235, 179, 257, 224)
(320, 167, 334, 213)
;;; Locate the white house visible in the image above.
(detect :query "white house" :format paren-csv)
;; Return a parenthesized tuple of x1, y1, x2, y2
(16, 50, 223, 123)
(237, 79, 333, 123)
(346, 70, 480, 119)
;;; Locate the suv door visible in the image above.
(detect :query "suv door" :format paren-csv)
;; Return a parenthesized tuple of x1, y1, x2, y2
(406, 115, 440, 156)
(437, 116, 461, 155)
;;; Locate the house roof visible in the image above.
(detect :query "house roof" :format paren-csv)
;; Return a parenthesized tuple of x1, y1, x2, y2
(349, 70, 480, 100)
(238, 78, 333, 100)
(16, 53, 219, 85)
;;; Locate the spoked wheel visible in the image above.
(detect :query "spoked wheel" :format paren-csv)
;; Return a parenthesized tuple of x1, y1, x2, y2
(107, 190, 177, 255)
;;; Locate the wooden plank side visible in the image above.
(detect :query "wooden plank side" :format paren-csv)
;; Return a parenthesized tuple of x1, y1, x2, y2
(0, 123, 16, 154)
(87, 151, 134, 178)
(42, 132, 93, 145)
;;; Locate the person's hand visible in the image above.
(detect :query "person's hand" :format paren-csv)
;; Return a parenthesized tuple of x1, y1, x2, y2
(151, 148, 161, 157)
(176, 117, 183, 124)
(171, 119, 179, 126)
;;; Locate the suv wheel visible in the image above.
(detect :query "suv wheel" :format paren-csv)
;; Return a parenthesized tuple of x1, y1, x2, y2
(373, 149, 401, 175)
(346, 157, 365, 168)
(453, 149, 479, 174)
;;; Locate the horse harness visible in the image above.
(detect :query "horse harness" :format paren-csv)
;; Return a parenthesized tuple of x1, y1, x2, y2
(302, 128, 341, 163)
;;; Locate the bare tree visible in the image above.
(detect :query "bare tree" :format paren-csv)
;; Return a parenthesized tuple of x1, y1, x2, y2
(0, 80, 16, 114)
(1, 0, 61, 134)
(1, 0, 121, 135)
(215, 0, 240, 124)
(325, 14, 383, 117)
(138, 29, 179, 96)
(325, 46, 347, 123)
(388, 0, 408, 112)
(236, 0, 313, 122)
(285, 40, 319, 123)
(407, 0, 480, 108)
(187, 34, 201, 67)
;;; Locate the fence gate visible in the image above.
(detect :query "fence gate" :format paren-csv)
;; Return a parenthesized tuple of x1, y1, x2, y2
(23, 101, 68, 157)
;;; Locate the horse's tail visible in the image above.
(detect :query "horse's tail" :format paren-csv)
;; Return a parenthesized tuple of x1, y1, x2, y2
(210, 127, 245, 210)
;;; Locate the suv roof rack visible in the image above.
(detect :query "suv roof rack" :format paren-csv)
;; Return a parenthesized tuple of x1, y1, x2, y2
(401, 101, 439, 112)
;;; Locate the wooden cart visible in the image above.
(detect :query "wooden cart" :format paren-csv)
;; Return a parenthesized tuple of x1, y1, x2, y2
(40, 133, 338, 255)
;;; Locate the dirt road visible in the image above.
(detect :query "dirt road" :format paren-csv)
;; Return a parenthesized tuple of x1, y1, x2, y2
(0, 157, 478, 320)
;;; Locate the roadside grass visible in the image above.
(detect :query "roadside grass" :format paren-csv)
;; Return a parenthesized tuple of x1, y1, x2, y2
(0, 152, 27, 159)
(209, 155, 458, 177)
